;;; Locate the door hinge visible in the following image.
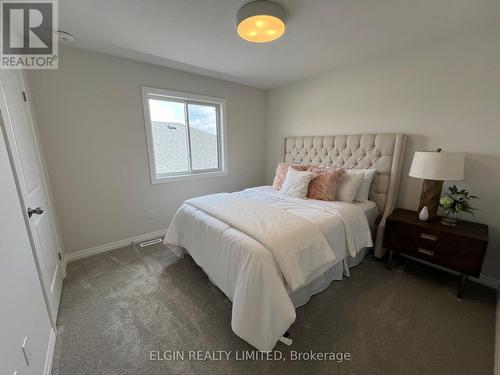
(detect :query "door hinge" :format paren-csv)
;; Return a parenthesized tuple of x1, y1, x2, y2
(22, 91, 27, 102)
(57, 252, 62, 261)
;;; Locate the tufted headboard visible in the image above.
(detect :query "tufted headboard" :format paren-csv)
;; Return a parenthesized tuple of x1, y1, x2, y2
(282, 134, 407, 258)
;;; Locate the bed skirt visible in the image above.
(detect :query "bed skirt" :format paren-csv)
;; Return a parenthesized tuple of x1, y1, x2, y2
(289, 247, 369, 307)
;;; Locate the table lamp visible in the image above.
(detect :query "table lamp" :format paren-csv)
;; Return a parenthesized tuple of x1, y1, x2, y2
(409, 149, 465, 221)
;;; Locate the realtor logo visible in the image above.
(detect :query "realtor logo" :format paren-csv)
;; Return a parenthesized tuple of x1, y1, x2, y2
(1, 0, 58, 69)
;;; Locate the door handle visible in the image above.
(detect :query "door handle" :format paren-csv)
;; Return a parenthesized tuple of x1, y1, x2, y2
(27, 207, 44, 218)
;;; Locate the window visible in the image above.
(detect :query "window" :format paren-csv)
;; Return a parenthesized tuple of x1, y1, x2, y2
(142, 87, 227, 183)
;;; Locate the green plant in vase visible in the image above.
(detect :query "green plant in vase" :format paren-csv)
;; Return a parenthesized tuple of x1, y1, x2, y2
(439, 185, 478, 226)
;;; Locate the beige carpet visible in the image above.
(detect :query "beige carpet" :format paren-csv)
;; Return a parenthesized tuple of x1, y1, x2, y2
(52, 243, 496, 375)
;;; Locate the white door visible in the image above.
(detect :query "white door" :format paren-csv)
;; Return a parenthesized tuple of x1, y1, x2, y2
(0, 119, 55, 375)
(0, 70, 63, 324)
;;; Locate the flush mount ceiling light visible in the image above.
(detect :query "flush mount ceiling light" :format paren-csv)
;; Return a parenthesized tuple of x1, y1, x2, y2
(237, 0, 286, 43)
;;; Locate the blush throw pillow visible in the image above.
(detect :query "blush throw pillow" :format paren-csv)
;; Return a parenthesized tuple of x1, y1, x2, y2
(272, 163, 289, 190)
(307, 167, 346, 201)
(280, 167, 315, 198)
(335, 172, 364, 203)
(272, 163, 310, 190)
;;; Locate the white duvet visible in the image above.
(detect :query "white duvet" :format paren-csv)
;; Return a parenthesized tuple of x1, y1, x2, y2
(164, 186, 373, 351)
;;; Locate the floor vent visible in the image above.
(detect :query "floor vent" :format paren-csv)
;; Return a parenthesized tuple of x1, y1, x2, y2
(138, 238, 163, 248)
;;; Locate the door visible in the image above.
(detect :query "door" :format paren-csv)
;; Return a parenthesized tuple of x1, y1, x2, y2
(0, 69, 63, 324)
(0, 120, 55, 375)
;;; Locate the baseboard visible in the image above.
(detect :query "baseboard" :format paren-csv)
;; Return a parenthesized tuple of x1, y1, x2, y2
(399, 254, 500, 290)
(65, 229, 167, 263)
(479, 274, 500, 290)
(43, 328, 56, 375)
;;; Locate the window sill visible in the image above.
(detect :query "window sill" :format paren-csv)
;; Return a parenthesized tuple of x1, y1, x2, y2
(151, 170, 228, 184)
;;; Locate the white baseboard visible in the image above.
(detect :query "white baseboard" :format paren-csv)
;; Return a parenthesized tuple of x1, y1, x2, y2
(399, 254, 500, 290)
(43, 328, 56, 375)
(65, 229, 167, 263)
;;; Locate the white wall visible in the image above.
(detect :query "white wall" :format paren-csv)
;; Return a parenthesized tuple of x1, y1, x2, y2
(27, 47, 267, 254)
(0, 122, 53, 375)
(266, 26, 500, 279)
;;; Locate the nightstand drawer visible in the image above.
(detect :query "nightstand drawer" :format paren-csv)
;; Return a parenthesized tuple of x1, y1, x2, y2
(384, 221, 441, 249)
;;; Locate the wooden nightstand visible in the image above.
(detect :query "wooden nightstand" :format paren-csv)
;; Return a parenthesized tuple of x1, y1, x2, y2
(383, 209, 489, 298)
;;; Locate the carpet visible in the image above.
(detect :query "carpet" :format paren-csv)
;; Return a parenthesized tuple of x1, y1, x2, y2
(51, 243, 496, 375)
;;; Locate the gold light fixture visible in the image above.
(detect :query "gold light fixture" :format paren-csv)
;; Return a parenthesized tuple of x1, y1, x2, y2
(237, 1, 286, 43)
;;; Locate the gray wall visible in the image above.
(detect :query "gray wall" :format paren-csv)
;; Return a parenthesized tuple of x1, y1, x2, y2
(28, 46, 267, 254)
(266, 26, 500, 279)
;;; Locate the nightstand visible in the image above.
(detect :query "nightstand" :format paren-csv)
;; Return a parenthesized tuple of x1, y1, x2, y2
(383, 209, 489, 298)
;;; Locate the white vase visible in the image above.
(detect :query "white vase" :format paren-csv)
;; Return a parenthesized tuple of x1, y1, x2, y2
(419, 206, 429, 221)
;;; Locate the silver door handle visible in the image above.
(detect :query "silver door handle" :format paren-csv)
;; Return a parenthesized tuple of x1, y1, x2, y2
(27, 207, 44, 218)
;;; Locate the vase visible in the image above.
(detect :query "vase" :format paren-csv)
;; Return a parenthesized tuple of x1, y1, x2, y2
(441, 211, 457, 227)
(418, 206, 429, 221)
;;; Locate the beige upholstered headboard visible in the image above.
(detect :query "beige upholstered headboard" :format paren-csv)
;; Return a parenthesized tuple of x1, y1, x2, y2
(282, 134, 407, 258)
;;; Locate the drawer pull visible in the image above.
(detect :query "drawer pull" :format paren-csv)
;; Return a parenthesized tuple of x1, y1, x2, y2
(420, 233, 437, 241)
(417, 248, 434, 256)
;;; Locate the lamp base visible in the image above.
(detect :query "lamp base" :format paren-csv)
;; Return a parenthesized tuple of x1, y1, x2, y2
(417, 179, 443, 221)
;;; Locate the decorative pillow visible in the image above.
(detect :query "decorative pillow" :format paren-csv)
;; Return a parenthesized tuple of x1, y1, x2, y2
(272, 163, 310, 190)
(335, 172, 364, 203)
(354, 169, 377, 201)
(307, 167, 346, 201)
(280, 167, 315, 198)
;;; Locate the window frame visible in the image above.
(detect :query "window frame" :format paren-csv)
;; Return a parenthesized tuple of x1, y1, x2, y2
(141, 86, 228, 184)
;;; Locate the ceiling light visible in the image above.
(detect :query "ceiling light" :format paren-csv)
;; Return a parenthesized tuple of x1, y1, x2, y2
(237, 1, 286, 43)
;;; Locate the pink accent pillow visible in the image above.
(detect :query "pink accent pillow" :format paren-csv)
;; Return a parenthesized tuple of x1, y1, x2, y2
(307, 167, 346, 201)
(272, 163, 310, 190)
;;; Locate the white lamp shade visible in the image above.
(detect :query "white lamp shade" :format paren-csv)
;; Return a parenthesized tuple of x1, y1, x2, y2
(409, 151, 465, 181)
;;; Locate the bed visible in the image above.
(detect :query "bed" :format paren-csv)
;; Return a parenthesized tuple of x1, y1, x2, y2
(164, 133, 407, 351)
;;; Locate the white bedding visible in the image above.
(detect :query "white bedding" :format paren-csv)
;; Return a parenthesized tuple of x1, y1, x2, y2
(164, 186, 374, 351)
(186, 191, 336, 291)
(354, 200, 379, 229)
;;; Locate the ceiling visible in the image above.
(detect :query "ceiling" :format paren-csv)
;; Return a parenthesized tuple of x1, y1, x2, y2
(60, 0, 500, 89)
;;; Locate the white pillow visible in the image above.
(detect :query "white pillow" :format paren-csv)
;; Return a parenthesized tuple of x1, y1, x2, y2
(354, 169, 377, 201)
(280, 167, 315, 198)
(336, 172, 364, 202)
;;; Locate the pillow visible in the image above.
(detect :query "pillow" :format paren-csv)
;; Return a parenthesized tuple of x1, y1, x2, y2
(307, 167, 346, 201)
(335, 172, 364, 202)
(272, 163, 310, 190)
(353, 169, 377, 201)
(280, 167, 315, 198)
